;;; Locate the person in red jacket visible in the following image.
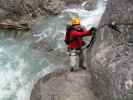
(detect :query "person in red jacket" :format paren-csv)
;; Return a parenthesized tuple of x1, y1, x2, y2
(65, 18, 96, 71)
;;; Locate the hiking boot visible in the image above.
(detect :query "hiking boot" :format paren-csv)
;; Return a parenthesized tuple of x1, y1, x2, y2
(79, 66, 87, 70)
(70, 67, 74, 72)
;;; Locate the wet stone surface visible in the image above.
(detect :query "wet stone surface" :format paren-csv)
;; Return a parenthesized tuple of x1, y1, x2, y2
(30, 70, 97, 100)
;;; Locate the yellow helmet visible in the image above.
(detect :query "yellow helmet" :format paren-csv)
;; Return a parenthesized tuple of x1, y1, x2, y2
(71, 18, 80, 25)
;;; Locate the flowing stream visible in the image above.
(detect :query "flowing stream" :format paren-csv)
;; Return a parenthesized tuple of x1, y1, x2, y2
(0, 0, 107, 100)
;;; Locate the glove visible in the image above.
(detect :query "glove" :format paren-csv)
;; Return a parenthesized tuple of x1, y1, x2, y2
(90, 27, 97, 32)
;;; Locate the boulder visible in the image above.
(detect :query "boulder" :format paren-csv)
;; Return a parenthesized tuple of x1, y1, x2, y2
(30, 70, 97, 100)
(82, 0, 97, 10)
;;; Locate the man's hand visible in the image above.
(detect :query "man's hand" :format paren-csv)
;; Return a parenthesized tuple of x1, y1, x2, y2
(90, 27, 97, 32)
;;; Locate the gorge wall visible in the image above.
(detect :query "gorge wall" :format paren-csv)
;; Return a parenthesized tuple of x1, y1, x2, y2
(90, 0, 133, 100)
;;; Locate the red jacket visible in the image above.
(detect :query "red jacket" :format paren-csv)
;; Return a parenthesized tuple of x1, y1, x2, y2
(65, 30, 92, 49)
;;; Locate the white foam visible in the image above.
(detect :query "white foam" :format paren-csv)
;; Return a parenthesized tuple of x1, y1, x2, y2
(0, 55, 29, 99)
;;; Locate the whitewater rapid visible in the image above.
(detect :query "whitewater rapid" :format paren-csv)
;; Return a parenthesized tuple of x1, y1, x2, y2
(0, 0, 107, 100)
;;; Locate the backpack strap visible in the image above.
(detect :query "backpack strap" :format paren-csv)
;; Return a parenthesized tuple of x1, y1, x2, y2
(65, 25, 84, 45)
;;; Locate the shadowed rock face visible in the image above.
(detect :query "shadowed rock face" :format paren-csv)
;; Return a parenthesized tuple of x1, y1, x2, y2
(90, 0, 133, 100)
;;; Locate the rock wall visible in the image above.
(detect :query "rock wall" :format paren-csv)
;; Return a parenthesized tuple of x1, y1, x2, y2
(0, 0, 64, 20)
(90, 0, 133, 100)
(0, 0, 97, 21)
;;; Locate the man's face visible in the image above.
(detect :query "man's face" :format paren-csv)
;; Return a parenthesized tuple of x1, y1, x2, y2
(73, 24, 81, 30)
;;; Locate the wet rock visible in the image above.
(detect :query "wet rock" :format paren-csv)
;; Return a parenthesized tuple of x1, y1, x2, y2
(90, 0, 133, 100)
(63, 0, 85, 6)
(0, 8, 10, 20)
(38, 0, 64, 15)
(0, 0, 64, 20)
(62, 0, 97, 10)
(82, 0, 97, 10)
(0, 0, 97, 22)
(30, 69, 97, 100)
